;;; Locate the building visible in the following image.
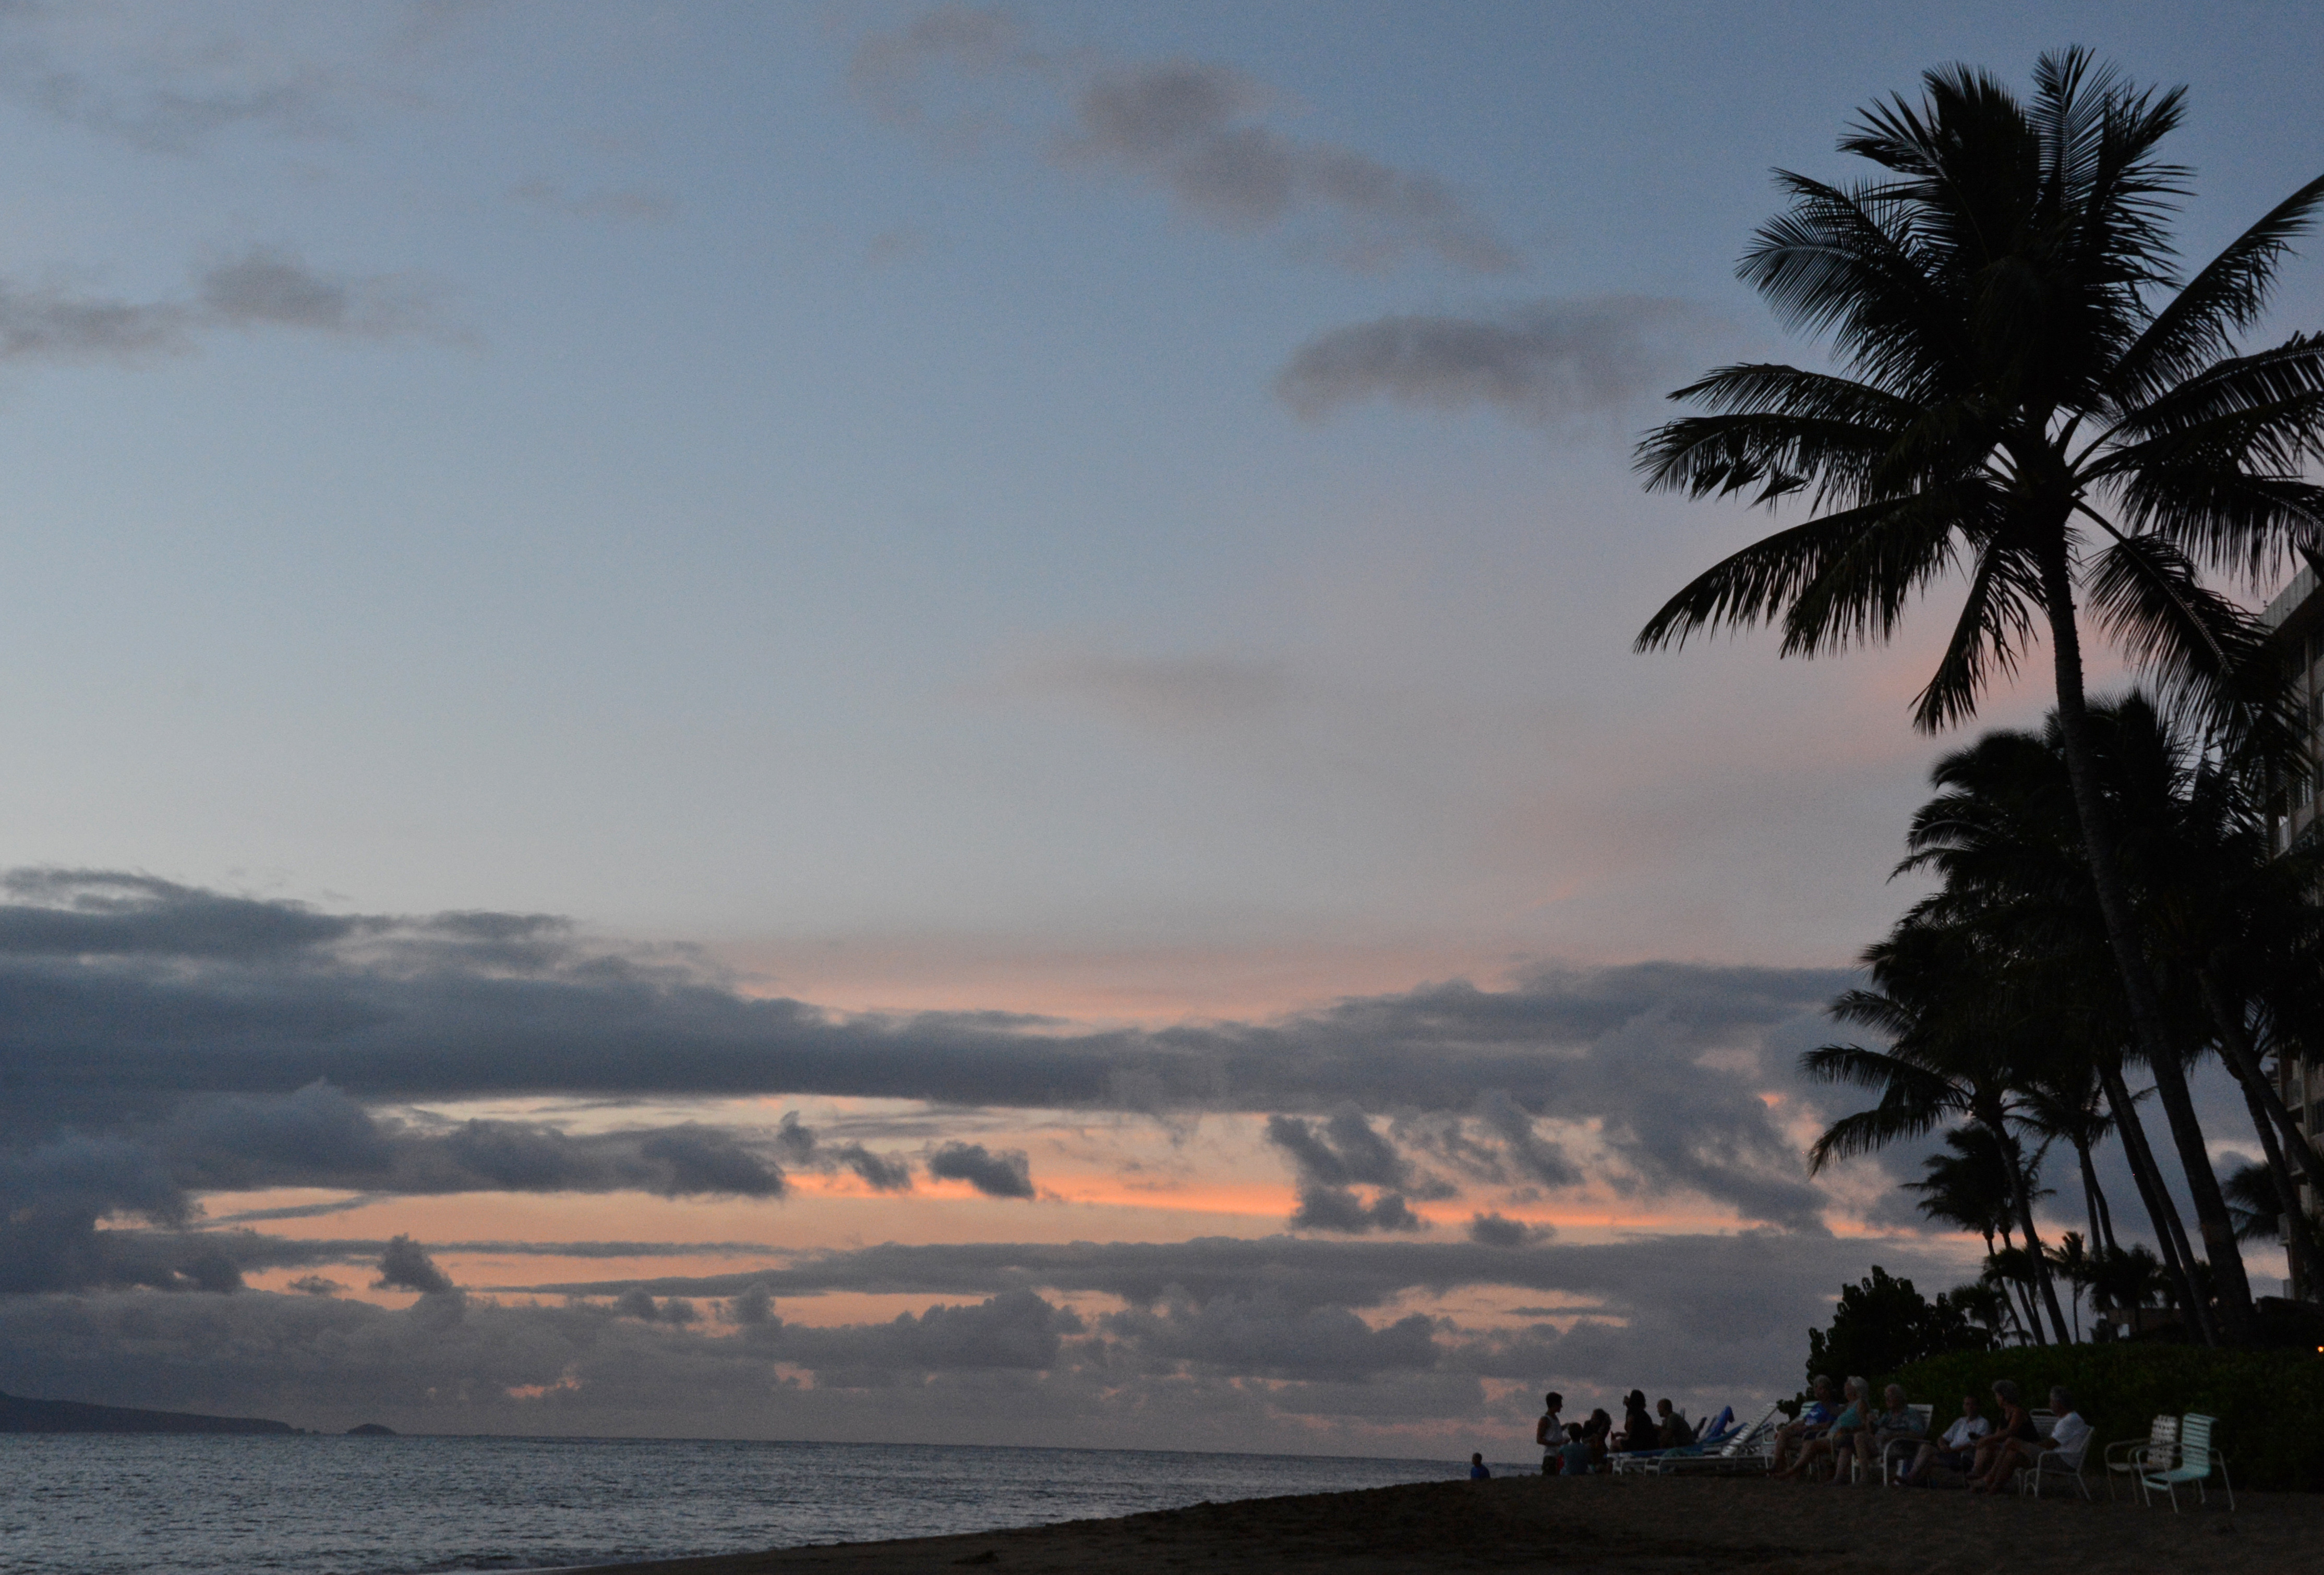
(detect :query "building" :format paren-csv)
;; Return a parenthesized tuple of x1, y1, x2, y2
(2260, 563, 2324, 1299)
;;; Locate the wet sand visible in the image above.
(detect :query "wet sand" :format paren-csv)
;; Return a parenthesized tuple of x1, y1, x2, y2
(582, 1472, 2302, 1573)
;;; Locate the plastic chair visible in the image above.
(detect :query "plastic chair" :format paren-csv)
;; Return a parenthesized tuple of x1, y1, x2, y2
(1879, 1404, 1934, 1485)
(2141, 1412, 2234, 1511)
(2103, 1414, 2176, 1503)
(2019, 1414, 2092, 1499)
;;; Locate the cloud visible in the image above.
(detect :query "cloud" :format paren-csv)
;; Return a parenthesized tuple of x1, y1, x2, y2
(0, 248, 457, 369)
(0, 871, 1843, 1252)
(1266, 1109, 1441, 1233)
(1466, 1212, 1553, 1249)
(927, 1141, 1035, 1199)
(507, 180, 679, 224)
(0, 1231, 1975, 1449)
(0, 3, 474, 155)
(849, 9, 1516, 273)
(1289, 1183, 1426, 1234)
(997, 645, 1289, 736)
(1275, 297, 1716, 428)
(372, 1235, 456, 1297)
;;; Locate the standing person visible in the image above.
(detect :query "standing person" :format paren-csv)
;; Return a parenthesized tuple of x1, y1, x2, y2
(1615, 1390, 1656, 1451)
(1901, 1394, 1989, 1487)
(1470, 1453, 1492, 1480)
(1535, 1391, 1566, 1475)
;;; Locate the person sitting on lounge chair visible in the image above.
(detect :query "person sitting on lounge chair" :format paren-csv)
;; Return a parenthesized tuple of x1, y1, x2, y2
(1770, 1376, 1836, 1473)
(1900, 1394, 1988, 1486)
(1654, 1398, 1694, 1450)
(1774, 1377, 1865, 1481)
(1965, 1379, 2036, 1485)
(1850, 1384, 1921, 1487)
(1971, 1386, 2091, 1495)
(1613, 1389, 1656, 1451)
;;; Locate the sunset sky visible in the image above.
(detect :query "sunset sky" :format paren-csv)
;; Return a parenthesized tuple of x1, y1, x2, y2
(4, 1, 2320, 1457)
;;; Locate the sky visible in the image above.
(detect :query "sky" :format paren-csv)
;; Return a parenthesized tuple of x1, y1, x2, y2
(3, 1, 2321, 1457)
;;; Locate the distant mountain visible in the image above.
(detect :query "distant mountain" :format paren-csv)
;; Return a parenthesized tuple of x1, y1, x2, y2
(0, 1390, 298, 1435)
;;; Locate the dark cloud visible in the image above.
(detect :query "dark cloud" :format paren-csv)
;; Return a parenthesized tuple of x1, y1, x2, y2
(1266, 1109, 1440, 1233)
(927, 1142, 1035, 1200)
(1275, 297, 1716, 427)
(372, 1235, 456, 1297)
(849, 10, 1515, 274)
(0, 1231, 1973, 1449)
(0, 871, 1841, 1244)
(196, 248, 454, 340)
(1289, 1183, 1426, 1234)
(1466, 1212, 1553, 1249)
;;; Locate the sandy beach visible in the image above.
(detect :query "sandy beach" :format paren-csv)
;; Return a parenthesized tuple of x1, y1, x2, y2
(582, 1473, 2304, 1573)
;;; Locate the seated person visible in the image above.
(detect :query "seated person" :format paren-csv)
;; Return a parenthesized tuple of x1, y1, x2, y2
(1770, 1376, 1837, 1473)
(1470, 1452, 1491, 1480)
(1774, 1377, 1866, 1482)
(1613, 1389, 1656, 1451)
(1654, 1398, 1694, 1450)
(1972, 1385, 2091, 1495)
(1966, 1379, 2037, 1486)
(1852, 1384, 1921, 1487)
(1900, 1394, 1989, 1486)
(1560, 1422, 1594, 1477)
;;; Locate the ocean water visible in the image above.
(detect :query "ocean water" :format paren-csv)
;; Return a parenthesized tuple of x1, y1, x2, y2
(0, 1433, 1476, 1574)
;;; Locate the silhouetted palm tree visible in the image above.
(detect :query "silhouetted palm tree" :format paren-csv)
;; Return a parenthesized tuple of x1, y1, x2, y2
(1804, 914, 2073, 1342)
(1636, 50, 2324, 1341)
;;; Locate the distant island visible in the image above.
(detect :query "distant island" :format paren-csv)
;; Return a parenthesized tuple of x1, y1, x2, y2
(346, 1422, 398, 1435)
(0, 1389, 299, 1435)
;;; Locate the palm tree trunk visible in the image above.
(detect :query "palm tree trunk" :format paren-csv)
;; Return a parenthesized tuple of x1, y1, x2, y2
(2198, 968, 2324, 1197)
(2074, 1137, 2104, 1255)
(2095, 1053, 2216, 1343)
(2198, 973, 2323, 1298)
(2039, 554, 2257, 1342)
(2088, 1150, 2120, 1254)
(1988, 1111, 2072, 1343)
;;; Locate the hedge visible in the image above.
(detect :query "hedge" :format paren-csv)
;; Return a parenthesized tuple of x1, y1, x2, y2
(1889, 1344, 2324, 1492)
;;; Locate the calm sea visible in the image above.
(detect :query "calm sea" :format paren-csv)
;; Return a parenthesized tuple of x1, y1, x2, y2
(0, 1433, 1479, 1574)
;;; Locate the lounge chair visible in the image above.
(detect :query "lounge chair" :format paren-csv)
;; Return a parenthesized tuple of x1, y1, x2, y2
(1604, 1406, 1733, 1474)
(1874, 1403, 1934, 1485)
(2140, 1412, 2234, 1512)
(2102, 1414, 2177, 1504)
(1643, 1401, 1783, 1475)
(2017, 1413, 2092, 1499)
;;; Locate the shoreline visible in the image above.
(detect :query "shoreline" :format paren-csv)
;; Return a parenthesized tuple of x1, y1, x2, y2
(573, 1473, 2312, 1573)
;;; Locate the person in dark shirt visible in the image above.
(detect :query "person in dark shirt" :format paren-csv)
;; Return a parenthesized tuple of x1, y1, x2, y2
(1654, 1398, 1693, 1450)
(1615, 1390, 1656, 1451)
(1469, 1452, 1491, 1480)
(1583, 1408, 1613, 1468)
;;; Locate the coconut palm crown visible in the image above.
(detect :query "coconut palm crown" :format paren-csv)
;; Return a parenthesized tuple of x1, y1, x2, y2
(1635, 49, 2324, 738)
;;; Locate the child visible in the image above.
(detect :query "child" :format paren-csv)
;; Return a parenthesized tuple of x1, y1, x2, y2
(1560, 1422, 1593, 1477)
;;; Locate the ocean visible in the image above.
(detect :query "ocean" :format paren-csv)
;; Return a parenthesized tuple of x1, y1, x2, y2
(0, 1433, 1478, 1573)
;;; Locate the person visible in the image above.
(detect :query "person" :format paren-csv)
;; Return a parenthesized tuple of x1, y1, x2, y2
(1615, 1389, 1656, 1451)
(1655, 1397, 1694, 1450)
(1774, 1377, 1865, 1482)
(1900, 1393, 1989, 1487)
(1582, 1409, 1614, 1468)
(1536, 1391, 1566, 1475)
(1560, 1422, 1594, 1477)
(1770, 1375, 1836, 1473)
(1470, 1452, 1491, 1480)
(1972, 1386, 2092, 1495)
(1966, 1379, 2037, 1486)
(1852, 1384, 1921, 1487)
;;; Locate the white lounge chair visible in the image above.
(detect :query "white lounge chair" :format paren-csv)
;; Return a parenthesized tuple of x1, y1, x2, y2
(1646, 1400, 1784, 1475)
(2018, 1413, 2091, 1499)
(1875, 1403, 1934, 1485)
(2102, 1414, 2176, 1503)
(2141, 1412, 2234, 1511)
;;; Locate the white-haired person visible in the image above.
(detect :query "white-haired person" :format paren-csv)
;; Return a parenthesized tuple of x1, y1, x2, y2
(1773, 1376, 1868, 1482)
(1769, 1375, 1837, 1474)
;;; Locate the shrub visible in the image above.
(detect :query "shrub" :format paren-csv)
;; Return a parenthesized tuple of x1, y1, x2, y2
(1891, 1344, 2324, 1491)
(1804, 1266, 1990, 1388)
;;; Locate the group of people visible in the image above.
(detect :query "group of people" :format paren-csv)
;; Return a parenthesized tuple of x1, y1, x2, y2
(1528, 1389, 1702, 1476)
(1771, 1374, 2092, 1491)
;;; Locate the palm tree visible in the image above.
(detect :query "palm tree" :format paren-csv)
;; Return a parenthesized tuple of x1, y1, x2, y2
(1634, 50, 2324, 1342)
(1804, 913, 2073, 1343)
(1904, 1125, 2022, 1257)
(2044, 1229, 2095, 1341)
(1895, 704, 2221, 1331)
